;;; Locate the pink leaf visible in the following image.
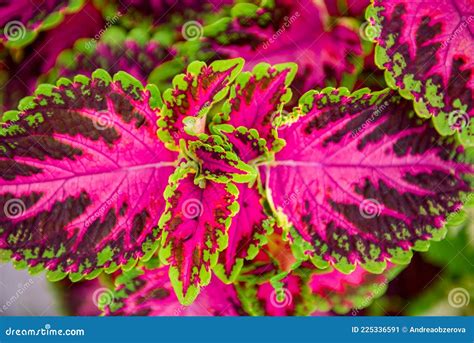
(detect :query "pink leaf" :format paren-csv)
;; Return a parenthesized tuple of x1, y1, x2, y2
(52, 27, 174, 86)
(214, 182, 274, 282)
(214, 62, 297, 152)
(238, 262, 394, 316)
(0, 0, 84, 48)
(1, 2, 105, 112)
(157, 58, 244, 150)
(104, 265, 244, 316)
(0, 70, 177, 280)
(209, 0, 363, 93)
(158, 168, 239, 304)
(267, 88, 472, 273)
(368, 0, 474, 145)
(210, 125, 273, 164)
(236, 229, 398, 315)
(188, 135, 257, 183)
(324, 0, 370, 17)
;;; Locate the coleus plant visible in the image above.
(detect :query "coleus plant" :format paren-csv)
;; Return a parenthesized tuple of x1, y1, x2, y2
(93, 0, 233, 26)
(2, 0, 232, 113)
(366, 0, 474, 146)
(324, 0, 371, 18)
(1, 52, 472, 316)
(42, 26, 175, 87)
(102, 228, 402, 316)
(203, 0, 365, 93)
(0, 2, 105, 112)
(0, 0, 85, 48)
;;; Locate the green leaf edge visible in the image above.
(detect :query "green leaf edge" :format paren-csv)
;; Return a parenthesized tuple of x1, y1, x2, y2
(366, 4, 473, 147)
(0, 68, 164, 283)
(209, 123, 276, 164)
(157, 166, 240, 305)
(188, 141, 258, 184)
(213, 183, 276, 284)
(157, 58, 244, 151)
(264, 85, 473, 276)
(2, 0, 85, 49)
(216, 62, 298, 154)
